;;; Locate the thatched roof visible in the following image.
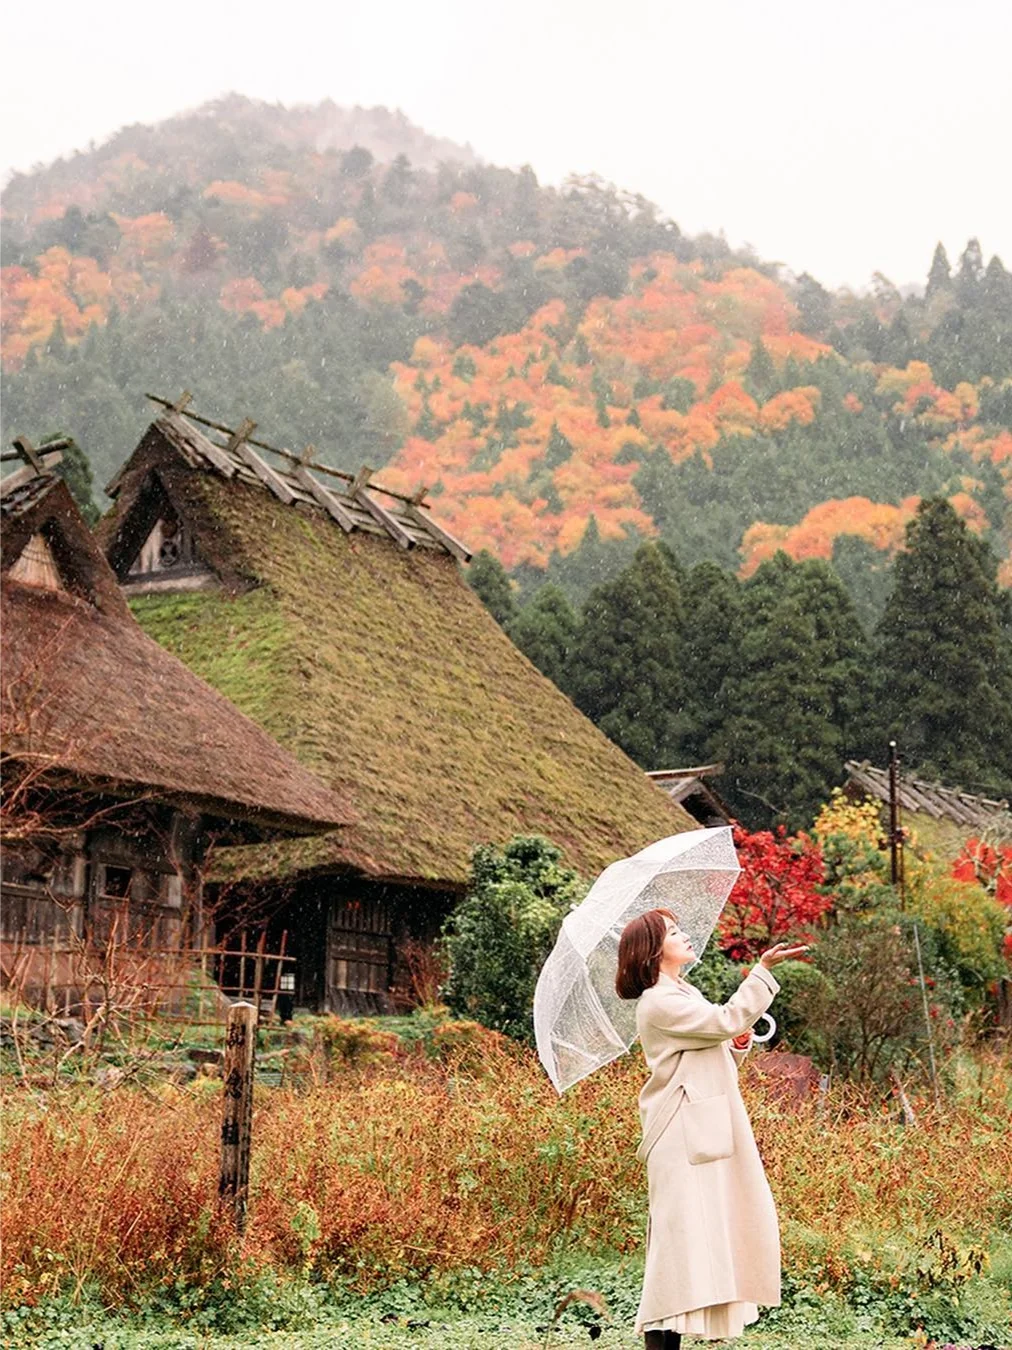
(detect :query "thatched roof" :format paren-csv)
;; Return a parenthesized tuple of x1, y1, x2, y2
(844, 760, 1011, 832)
(2, 463, 130, 619)
(2, 473, 353, 838)
(99, 409, 694, 885)
(646, 766, 734, 827)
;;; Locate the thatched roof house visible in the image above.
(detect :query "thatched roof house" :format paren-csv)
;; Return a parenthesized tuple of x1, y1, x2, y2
(98, 400, 693, 1010)
(1, 449, 351, 981)
(844, 759, 1011, 861)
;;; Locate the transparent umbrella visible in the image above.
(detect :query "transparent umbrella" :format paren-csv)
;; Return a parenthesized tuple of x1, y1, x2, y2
(534, 826, 741, 1093)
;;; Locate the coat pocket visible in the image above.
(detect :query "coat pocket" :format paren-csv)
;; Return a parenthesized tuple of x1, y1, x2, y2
(681, 1092, 734, 1164)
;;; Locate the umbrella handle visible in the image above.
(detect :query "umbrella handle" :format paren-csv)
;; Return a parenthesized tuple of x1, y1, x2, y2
(751, 1013, 776, 1044)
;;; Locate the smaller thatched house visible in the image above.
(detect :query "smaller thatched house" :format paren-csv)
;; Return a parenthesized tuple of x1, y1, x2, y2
(1, 446, 351, 999)
(843, 760, 1012, 861)
(99, 400, 695, 1012)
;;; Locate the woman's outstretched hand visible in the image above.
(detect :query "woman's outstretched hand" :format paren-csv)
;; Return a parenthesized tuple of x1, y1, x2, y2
(759, 941, 811, 970)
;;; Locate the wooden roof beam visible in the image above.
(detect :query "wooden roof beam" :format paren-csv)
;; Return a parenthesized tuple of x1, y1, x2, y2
(225, 417, 257, 454)
(0, 450, 65, 499)
(232, 439, 298, 505)
(292, 466, 357, 532)
(351, 466, 415, 550)
(406, 504, 472, 562)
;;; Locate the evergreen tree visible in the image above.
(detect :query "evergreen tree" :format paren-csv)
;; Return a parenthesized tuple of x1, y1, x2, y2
(467, 549, 516, 627)
(744, 338, 778, 401)
(830, 535, 894, 636)
(544, 514, 641, 606)
(716, 555, 871, 830)
(542, 422, 574, 469)
(45, 433, 98, 524)
(678, 560, 745, 764)
(567, 542, 688, 769)
(507, 584, 579, 693)
(925, 242, 952, 298)
(956, 238, 985, 304)
(873, 498, 1012, 792)
(793, 273, 833, 335)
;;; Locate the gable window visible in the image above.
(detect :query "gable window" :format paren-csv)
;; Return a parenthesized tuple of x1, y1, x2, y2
(129, 513, 202, 578)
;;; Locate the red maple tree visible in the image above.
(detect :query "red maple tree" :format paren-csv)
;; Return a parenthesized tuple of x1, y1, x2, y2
(717, 824, 829, 963)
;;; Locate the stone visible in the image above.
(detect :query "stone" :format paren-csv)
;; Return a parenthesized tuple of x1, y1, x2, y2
(750, 1051, 820, 1108)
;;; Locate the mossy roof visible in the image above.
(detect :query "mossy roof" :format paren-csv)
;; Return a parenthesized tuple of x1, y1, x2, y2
(2, 476, 352, 838)
(100, 421, 694, 885)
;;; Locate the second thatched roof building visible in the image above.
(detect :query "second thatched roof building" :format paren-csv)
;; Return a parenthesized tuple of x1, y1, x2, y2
(98, 400, 694, 1011)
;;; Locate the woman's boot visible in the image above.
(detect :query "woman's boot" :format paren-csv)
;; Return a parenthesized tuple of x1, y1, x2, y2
(644, 1327, 681, 1348)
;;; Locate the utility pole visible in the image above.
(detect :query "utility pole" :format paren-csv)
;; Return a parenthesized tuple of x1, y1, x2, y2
(888, 739, 905, 908)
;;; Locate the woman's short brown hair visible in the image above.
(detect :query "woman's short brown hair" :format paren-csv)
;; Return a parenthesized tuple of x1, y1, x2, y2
(615, 908, 677, 1000)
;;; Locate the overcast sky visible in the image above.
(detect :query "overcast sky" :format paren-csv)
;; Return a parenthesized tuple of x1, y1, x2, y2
(3, 0, 1010, 291)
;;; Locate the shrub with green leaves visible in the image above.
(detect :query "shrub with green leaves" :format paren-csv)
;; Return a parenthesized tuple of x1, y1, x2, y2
(687, 944, 743, 1004)
(785, 913, 961, 1081)
(904, 869, 1007, 1005)
(441, 836, 584, 1042)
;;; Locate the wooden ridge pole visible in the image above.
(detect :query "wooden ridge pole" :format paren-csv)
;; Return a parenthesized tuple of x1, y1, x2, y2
(219, 1000, 257, 1232)
(144, 392, 424, 505)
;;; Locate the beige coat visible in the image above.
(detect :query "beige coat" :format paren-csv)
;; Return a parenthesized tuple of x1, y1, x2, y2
(634, 965, 781, 1332)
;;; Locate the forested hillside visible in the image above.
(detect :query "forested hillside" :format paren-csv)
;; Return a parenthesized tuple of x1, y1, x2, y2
(3, 95, 1011, 620)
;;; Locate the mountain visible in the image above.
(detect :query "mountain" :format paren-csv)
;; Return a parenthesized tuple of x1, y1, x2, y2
(2, 96, 1010, 611)
(1, 94, 478, 230)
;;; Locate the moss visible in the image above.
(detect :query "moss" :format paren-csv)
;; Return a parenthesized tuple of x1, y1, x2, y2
(126, 474, 693, 884)
(130, 589, 297, 740)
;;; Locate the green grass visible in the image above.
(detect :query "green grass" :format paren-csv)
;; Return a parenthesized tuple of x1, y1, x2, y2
(0, 1317, 925, 1349)
(7, 1255, 1010, 1350)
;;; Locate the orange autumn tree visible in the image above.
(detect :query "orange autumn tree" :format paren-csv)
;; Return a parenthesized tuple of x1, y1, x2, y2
(380, 263, 845, 567)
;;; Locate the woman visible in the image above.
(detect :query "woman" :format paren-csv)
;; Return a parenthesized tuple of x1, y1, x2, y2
(615, 908, 808, 1349)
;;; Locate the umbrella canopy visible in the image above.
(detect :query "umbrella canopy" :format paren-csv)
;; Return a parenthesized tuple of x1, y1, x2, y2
(534, 826, 741, 1092)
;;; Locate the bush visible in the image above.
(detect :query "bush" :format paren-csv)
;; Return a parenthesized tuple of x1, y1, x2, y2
(787, 913, 960, 1082)
(687, 944, 743, 1004)
(441, 836, 584, 1042)
(718, 825, 830, 963)
(905, 869, 1007, 1004)
(766, 958, 834, 1054)
(813, 789, 896, 916)
(314, 1017, 400, 1073)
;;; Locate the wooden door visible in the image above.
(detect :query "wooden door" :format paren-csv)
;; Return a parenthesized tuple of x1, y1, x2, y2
(325, 897, 392, 1013)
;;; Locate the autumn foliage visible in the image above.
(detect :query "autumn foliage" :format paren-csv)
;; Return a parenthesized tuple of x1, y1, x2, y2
(717, 825, 830, 962)
(2, 1036, 1009, 1306)
(952, 837, 1012, 963)
(2, 99, 1010, 587)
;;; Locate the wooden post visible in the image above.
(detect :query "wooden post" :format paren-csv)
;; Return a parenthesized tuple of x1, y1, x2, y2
(270, 930, 288, 1023)
(238, 928, 248, 1000)
(887, 739, 907, 909)
(44, 930, 57, 1013)
(890, 1068, 918, 1128)
(252, 929, 266, 1020)
(219, 1001, 257, 1232)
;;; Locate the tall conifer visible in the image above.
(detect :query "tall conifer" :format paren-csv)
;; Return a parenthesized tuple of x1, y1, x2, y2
(873, 498, 1012, 791)
(567, 543, 687, 769)
(679, 561, 744, 764)
(508, 584, 579, 694)
(716, 555, 871, 829)
(925, 242, 952, 297)
(467, 549, 516, 628)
